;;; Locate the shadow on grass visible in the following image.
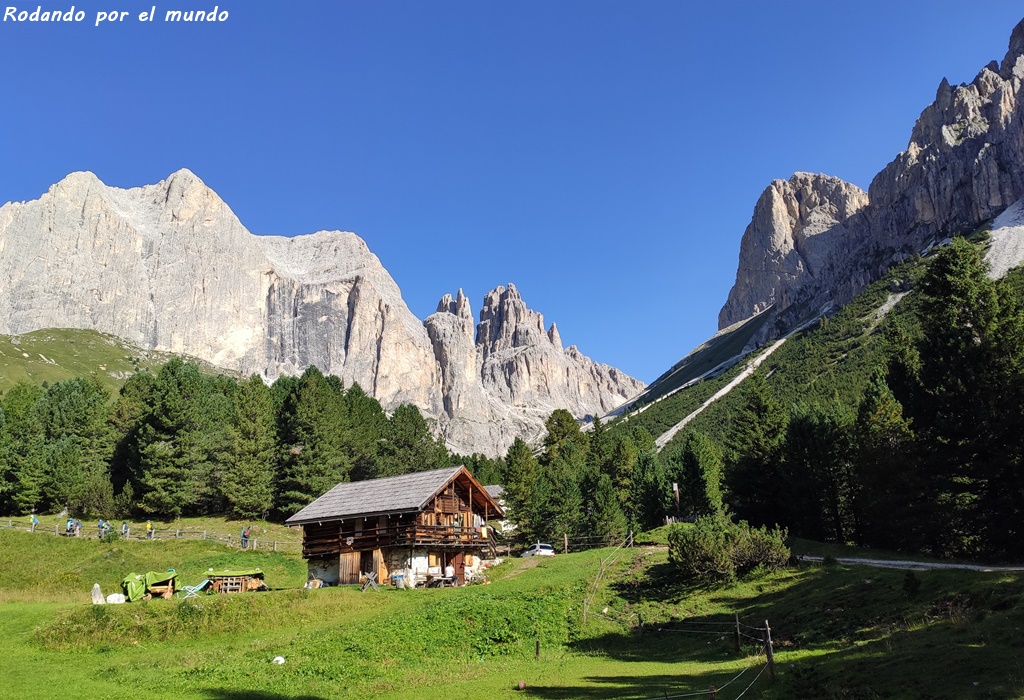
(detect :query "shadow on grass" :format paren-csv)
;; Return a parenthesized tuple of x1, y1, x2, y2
(522, 671, 762, 700)
(600, 561, 1024, 698)
(203, 692, 329, 700)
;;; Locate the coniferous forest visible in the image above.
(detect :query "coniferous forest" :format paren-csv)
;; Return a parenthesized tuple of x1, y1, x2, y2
(2, 236, 1023, 562)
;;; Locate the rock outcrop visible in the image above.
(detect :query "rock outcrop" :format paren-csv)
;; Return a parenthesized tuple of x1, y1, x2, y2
(424, 284, 646, 452)
(0, 171, 643, 456)
(719, 173, 869, 328)
(720, 17, 1024, 331)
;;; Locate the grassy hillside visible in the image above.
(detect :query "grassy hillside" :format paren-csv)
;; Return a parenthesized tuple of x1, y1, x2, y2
(2, 528, 1022, 699)
(0, 327, 235, 396)
(609, 257, 926, 454)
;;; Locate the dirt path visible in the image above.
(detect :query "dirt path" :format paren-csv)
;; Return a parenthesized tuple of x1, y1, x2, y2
(797, 555, 1024, 572)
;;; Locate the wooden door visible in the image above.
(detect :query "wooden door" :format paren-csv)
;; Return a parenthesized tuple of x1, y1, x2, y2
(339, 552, 361, 584)
(452, 551, 465, 585)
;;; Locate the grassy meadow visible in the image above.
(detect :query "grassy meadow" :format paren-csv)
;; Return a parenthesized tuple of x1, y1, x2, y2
(2, 524, 1023, 699)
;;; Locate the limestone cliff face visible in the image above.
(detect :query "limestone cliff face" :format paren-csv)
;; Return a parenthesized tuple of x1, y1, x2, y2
(0, 171, 643, 456)
(424, 284, 646, 453)
(719, 17, 1024, 331)
(719, 173, 869, 328)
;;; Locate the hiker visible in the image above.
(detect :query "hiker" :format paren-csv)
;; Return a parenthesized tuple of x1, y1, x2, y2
(241, 526, 250, 549)
(73, 519, 82, 537)
(66, 516, 74, 535)
(121, 521, 129, 538)
(98, 519, 106, 538)
(30, 514, 38, 532)
(146, 520, 153, 540)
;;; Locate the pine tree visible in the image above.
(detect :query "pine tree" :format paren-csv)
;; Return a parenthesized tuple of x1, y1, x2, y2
(222, 375, 277, 519)
(502, 437, 543, 545)
(277, 367, 353, 515)
(378, 403, 448, 477)
(781, 403, 855, 543)
(588, 473, 627, 544)
(2, 383, 46, 514)
(676, 432, 724, 519)
(342, 382, 388, 481)
(631, 450, 671, 530)
(851, 371, 916, 550)
(36, 377, 116, 515)
(724, 373, 787, 526)
(108, 372, 157, 511)
(136, 359, 226, 517)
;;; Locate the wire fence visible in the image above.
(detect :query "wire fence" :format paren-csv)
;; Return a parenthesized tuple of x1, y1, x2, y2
(0, 517, 303, 552)
(582, 554, 777, 700)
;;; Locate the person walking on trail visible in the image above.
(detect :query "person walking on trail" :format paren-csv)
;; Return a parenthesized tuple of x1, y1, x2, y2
(241, 526, 250, 549)
(98, 519, 106, 538)
(66, 516, 74, 535)
(146, 520, 154, 540)
(30, 514, 38, 532)
(121, 521, 129, 538)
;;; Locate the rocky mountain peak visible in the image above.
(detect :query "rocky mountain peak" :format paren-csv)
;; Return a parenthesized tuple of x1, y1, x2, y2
(719, 172, 868, 328)
(436, 288, 473, 321)
(0, 171, 644, 457)
(721, 16, 1024, 337)
(1001, 18, 1024, 78)
(476, 283, 552, 358)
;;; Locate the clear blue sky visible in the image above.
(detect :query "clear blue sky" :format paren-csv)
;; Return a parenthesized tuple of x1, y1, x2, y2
(1, 2, 1022, 383)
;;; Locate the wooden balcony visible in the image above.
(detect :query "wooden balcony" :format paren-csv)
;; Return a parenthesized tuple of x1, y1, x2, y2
(303, 523, 498, 559)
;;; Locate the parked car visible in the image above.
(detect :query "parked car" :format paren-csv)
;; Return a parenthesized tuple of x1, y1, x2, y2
(521, 542, 556, 557)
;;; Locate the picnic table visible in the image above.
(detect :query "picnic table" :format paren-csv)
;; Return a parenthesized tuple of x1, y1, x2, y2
(207, 568, 266, 594)
(425, 576, 456, 588)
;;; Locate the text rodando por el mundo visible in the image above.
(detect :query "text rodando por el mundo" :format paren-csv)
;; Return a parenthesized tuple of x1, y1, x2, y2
(4, 5, 230, 26)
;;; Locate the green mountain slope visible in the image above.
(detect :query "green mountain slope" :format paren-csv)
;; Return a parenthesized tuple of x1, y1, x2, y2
(0, 328, 235, 396)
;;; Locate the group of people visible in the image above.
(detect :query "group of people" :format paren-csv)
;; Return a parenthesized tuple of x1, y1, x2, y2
(56, 517, 152, 539)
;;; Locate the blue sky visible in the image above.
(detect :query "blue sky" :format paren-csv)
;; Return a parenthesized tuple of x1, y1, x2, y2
(1, 1, 1022, 383)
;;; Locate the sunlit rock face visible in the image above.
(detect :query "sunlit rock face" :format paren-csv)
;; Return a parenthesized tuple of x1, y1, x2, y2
(0, 170, 643, 456)
(720, 18, 1024, 332)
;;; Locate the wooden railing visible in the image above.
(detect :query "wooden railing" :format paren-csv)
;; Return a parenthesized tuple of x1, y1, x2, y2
(303, 523, 498, 558)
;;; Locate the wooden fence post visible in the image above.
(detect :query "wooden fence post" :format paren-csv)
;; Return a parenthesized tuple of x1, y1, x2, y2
(564, 533, 568, 554)
(735, 613, 741, 653)
(535, 639, 540, 660)
(274, 541, 278, 552)
(763, 619, 776, 682)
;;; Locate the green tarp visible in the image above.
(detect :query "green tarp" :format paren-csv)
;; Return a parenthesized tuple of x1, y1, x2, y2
(208, 568, 263, 578)
(120, 571, 178, 602)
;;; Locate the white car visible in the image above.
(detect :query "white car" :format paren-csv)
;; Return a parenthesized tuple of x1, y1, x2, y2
(521, 543, 556, 557)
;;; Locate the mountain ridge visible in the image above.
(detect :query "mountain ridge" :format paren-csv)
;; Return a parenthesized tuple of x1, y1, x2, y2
(0, 170, 644, 457)
(719, 16, 1024, 340)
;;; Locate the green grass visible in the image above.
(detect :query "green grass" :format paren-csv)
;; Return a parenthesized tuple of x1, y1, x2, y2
(0, 327, 236, 397)
(2, 529, 1022, 698)
(0, 529, 307, 602)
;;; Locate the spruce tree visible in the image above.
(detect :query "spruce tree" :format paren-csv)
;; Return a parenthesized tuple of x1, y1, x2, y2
(222, 375, 277, 519)
(2, 383, 46, 514)
(136, 359, 224, 517)
(676, 432, 724, 519)
(36, 377, 116, 515)
(502, 437, 543, 545)
(378, 403, 448, 477)
(278, 366, 353, 515)
(588, 473, 627, 544)
(724, 373, 787, 527)
(851, 370, 916, 550)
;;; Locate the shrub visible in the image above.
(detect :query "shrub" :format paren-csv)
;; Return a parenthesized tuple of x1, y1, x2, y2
(667, 514, 789, 584)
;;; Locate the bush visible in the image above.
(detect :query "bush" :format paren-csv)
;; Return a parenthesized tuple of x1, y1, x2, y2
(667, 514, 789, 584)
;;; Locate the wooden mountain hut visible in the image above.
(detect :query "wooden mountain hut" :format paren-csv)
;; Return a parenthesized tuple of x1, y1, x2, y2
(285, 466, 503, 587)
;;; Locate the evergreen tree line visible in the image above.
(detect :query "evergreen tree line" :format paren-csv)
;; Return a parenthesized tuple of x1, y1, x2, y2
(499, 408, 728, 547)
(0, 360, 467, 520)
(684, 238, 1024, 561)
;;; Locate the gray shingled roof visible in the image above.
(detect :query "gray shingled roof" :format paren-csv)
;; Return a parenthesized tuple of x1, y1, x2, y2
(484, 485, 504, 500)
(285, 466, 464, 525)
